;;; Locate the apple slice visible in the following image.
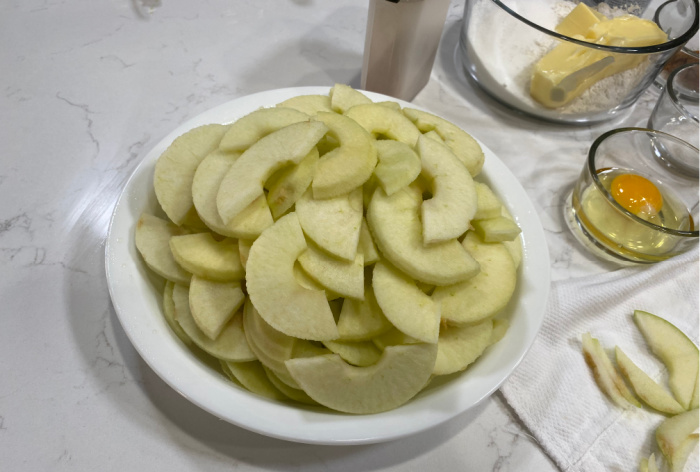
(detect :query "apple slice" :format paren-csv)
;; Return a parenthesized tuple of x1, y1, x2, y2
(472, 216, 522, 243)
(218, 107, 309, 152)
(188, 276, 245, 340)
(433, 232, 516, 325)
(615, 346, 685, 415)
(297, 244, 365, 300)
(581, 332, 640, 409)
(222, 360, 289, 401)
(293, 262, 341, 301)
(172, 283, 255, 362)
(656, 408, 700, 469)
(245, 212, 338, 341)
(403, 108, 484, 176)
(372, 261, 440, 344)
(192, 149, 273, 239)
(329, 83, 372, 113)
(372, 328, 421, 350)
(490, 319, 510, 346)
(433, 319, 493, 376)
(238, 239, 253, 269)
(345, 103, 421, 146)
(162, 281, 192, 346)
(322, 339, 382, 367)
(373, 140, 421, 196)
(285, 343, 437, 414)
(154, 123, 229, 225)
(169, 233, 244, 282)
(358, 218, 380, 265)
(634, 310, 699, 410)
(296, 187, 363, 262)
(135, 213, 191, 285)
(500, 206, 523, 269)
(310, 111, 377, 199)
(474, 181, 503, 220)
(337, 286, 393, 341)
(216, 120, 329, 224)
(263, 366, 318, 405)
(639, 453, 660, 472)
(276, 94, 333, 116)
(266, 147, 319, 219)
(418, 134, 477, 244)
(367, 185, 480, 286)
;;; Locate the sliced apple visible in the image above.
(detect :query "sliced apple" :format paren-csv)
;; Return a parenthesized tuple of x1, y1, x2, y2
(322, 339, 382, 367)
(276, 94, 333, 116)
(372, 261, 440, 344)
(634, 310, 699, 410)
(472, 216, 522, 243)
(433, 232, 516, 325)
(337, 286, 393, 341)
(615, 346, 685, 415)
(311, 111, 377, 199)
(581, 332, 640, 409)
(263, 366, 318, 405)
(188, 275, 245, 340)
(245, 212, 338, 341)
(297, 244, 365, 300)
(670, 434, 699, 472)
(162, 281, 192, 346)
(500, 205, 523, 269)
(169, 233, 244, 282)
(223, 360, 289, 401)
(417, 134, 477, 244)
(373, 140, 421, 196)
(285, 343, 437, 414)
(238, 238, 253, 269)
(154, 123, 229, 225)
(192, 149, 273, 239)
(358, 218, 380, 265)
(367, 185, 480, 286)
(489, 318, 510, 345)
(329, 83, 372, 113)
(135, 213, 191, 285)
(293, 262, 341, 301)
(172, 283, 255, 362)
(433, 319, 493, 376)
(216, 120, 329, 223)
(345, 103, 421, 146)
(474, 181, 503, 220)
(372, 328, 421, 350)
(656, 408, 700, 467)
(639, 453, 660, 472)
(403, 108, 484, 176)
(218, 107, 309, 152)
(295, 187, 363, 262)
(266, 146, 319, 219)
(423, 130, 444, 143)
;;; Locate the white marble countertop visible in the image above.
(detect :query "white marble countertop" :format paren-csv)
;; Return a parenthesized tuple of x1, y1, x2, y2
(1, 1, 690, 471)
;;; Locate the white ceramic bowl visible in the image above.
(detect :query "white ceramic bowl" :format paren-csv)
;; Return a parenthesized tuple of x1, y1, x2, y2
(105, 87, 551, 445)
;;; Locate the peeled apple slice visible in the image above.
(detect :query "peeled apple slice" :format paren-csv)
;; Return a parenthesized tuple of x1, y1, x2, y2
(169, 233, 244, 282)
(433, 319, 493, 376)
(373, 139, 421, 196)
(417, 134, 477, 244)
(329, 83, 372, 113)
(245, 212, 338, 341)
(218, 107, 309, 153)
(656, 408, 700, 467)
(345, 103, 421, 146)
(285, 343, 437, 414)
(162, 281, 192, 346)
(372, 261, 440, 344)
(216, 120, 329, 224)
(336, 286, 392, 341)
(403, 108, 484, 176)
(266, 147, 319, 219)
(297, 244, 365, 300)
(367, 185, 480, 286)
(188, 276, 245, 340)
(135, 213, 191, 285)
(223, 360, 289, 401)
(311, 111, 377, 199)
(634, 310, 699, 410)
(276, 95, 333, 116)
(154, 124, 229, 225)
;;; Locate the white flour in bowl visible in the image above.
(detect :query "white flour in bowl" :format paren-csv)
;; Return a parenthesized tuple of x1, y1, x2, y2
(464, 0, 653, 118)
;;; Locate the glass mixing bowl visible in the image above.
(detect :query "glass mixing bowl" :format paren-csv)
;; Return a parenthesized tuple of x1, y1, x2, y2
(459, 0, 699, 124)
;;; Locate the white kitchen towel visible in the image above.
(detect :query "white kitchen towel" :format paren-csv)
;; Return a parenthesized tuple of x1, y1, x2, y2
(501, 247, 699, 472)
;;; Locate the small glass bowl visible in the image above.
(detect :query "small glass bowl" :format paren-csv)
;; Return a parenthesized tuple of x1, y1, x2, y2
(459, 0, 699, 124)
(565, 128, 699, 264)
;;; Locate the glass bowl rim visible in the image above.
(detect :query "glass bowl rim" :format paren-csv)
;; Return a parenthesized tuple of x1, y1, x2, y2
(490, 0, 699, 54)
(587, 127, 700, 237)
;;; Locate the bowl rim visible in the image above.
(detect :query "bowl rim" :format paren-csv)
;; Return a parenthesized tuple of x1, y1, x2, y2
(104, 86, 552, 445)
(492, 0, 699, 54)
(587, 126, 700, 237)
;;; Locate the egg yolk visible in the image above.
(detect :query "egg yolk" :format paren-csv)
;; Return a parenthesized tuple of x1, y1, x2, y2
(610, 173, 663, 216)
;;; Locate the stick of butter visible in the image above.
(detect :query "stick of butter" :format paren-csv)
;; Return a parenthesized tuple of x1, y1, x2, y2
(531, 3, 667, 109)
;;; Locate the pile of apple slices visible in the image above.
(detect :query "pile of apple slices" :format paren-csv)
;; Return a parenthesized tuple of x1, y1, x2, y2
(582, 310, 699, 472)
(134, 84, 523, 414)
